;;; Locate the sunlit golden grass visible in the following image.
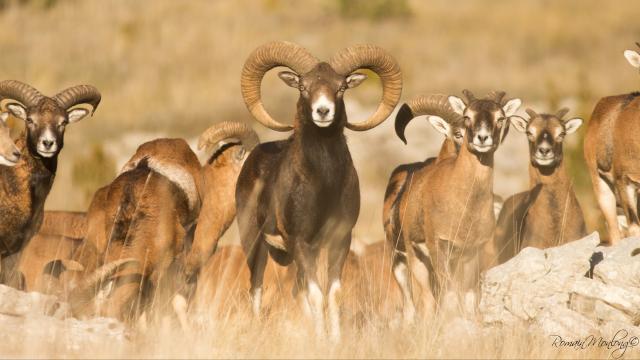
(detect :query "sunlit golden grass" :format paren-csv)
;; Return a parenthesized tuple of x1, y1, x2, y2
(1, 243, 615, 358)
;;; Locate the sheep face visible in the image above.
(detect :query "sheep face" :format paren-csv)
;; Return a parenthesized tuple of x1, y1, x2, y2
(6, 98, 90, 158)
(448, 96, 521, 154)
(511, 113, 582, 168)
(278, 62, 367, 129)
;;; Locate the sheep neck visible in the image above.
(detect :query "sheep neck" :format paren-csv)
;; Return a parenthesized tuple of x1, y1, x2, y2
(291, 104, 351, 186)
(453, 141, 494, 188)
(527, 159, 574, 218)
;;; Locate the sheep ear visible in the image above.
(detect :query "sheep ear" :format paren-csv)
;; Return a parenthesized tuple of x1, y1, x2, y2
(427, 116, 450, 136)
(564, 118, 583, 134)
(6, 103, 26, 121)
(510, 116, 528, 133)
(624, 50, 640, 68)
(503, 98, 522, 117)
(346, 73, 367, 89)
(0, 112, 8, 123)
(278, 71, 300, 89)
(448, 96, 466, 116)
(67, 108, 90, 124)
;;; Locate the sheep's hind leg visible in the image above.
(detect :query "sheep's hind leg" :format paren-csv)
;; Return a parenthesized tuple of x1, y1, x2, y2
(246, 238, 268, 317)
(618, 178, 640, 238)
(595, 172, 622, 244)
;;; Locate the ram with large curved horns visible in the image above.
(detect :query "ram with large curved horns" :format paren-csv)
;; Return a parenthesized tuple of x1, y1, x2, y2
(235, 41, 401, 340)
(0, 80, 100, 286)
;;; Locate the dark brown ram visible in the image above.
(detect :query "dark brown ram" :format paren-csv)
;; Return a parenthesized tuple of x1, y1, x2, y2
(0, 81, 100, 285)
(235, 41, 401, 340)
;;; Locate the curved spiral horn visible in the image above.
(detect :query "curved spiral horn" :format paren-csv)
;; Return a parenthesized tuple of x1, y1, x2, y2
(67, 258, 139, 310)
(329, 45, 402, 131)
(53, 85, 101, 114)
(241, 41, 319, 131)
(0, 80, 43, 108)
(198, 121, 260, 152)
(395, 94, 463, 144)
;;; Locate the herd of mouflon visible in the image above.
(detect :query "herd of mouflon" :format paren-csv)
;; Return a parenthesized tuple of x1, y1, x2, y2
(0, 41, 639, 340)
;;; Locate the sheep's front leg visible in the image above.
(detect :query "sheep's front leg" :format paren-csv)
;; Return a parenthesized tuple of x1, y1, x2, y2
(326, 231, 351, 342)
(294, 240, 323, 337)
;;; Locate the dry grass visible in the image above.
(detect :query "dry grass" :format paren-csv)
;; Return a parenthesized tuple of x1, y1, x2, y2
(1, 0, 640, 357)
(1, 243, 618, 358)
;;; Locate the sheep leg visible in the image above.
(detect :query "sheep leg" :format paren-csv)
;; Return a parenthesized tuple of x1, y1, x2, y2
(294, 240, 323, 338)
(411, 242, 439, 318)
(293, 263, 312, 317)
(617, 178, 640, 238)
(185, 190, 235, 279)
(246, 237, 268, 317)
(104, 274, 145, 323)
(326, 231, 351, 343)
(391, 238, 416, 324)
(594, 173, 622, 244)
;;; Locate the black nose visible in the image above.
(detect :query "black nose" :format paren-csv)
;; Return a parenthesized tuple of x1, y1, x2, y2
(42, 140, 54, 149)
(316, 107, 330, 116)
(538, 147, 551, 155)
(477, 134, 488, 143)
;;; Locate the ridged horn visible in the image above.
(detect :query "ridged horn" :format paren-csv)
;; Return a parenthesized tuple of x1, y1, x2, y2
(330, 45, 402, 131)
(525, 108, 538, 119)
(241, 41, 319, 131)
(53, 85, 101, 114)
(486, 90, 506, 105)
(462, 89, 476, 104)
(395, 94, 463, 144)
(0, 80, 43, 108)
(67, 258, 138, 309)
(198, 121, 260, 152)
(556, 107, 570, 119)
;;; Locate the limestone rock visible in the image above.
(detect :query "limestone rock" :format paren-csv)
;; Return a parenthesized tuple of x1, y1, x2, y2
(480, 233, 640, 338)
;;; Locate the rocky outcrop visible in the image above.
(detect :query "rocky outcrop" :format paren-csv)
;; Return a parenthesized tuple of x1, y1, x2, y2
(480, 232, 640, 338)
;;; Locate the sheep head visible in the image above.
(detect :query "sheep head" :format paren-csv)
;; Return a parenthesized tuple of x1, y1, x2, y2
(0, 81, 101, 158)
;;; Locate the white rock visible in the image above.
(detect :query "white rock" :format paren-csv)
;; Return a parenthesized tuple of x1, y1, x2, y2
(480, 232, 640, 336)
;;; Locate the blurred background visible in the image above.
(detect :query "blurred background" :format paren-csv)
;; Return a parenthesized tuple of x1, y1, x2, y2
(1, 0, 639, 243)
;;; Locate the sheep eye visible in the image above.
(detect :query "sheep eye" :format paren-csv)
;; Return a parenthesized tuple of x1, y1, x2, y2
(298, 85, 305, 92)
(454, 132, 463, 139)
(26, 118, 34, 125)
